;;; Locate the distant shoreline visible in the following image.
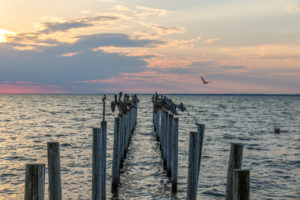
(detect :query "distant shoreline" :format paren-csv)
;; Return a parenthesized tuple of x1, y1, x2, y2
(0, 93, 299, 96)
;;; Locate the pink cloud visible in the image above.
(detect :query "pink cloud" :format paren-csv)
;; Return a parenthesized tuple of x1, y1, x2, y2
(0, 84, 67, 94)
(76, 69, 300, 94)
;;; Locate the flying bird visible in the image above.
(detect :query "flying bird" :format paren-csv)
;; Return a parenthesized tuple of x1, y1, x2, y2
(201, 76, 212, 84)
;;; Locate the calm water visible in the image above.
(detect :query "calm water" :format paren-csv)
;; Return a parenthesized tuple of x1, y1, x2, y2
(0, 95, 299, 200)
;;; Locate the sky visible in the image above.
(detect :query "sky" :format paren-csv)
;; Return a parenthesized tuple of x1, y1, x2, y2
(0, 0, 299, 94)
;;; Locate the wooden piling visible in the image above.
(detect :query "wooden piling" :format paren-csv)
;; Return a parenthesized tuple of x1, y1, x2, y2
(47, 142, 62, 200)
(187, 124, 205, 200)
(111, 99, 137, 193)
(163, 112, 169, 167)
(171, 117, 178, 193)
(92, 128, 106, 200)
(167, 114, 173, 177)
(112, 117, 120, 191)
(226, 143, 244, 200)
(25, 164, 45, 200)
(233, 169, 250, 200)
(101, 121, 107, 199)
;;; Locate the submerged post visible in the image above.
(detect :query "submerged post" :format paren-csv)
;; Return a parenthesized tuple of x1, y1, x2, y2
(92, 128, 106, 200)
(25, 163, 45, 200)
(187, 124, 205, 200)
(226, 143, 244, 200)
(47, 142, 62, 200)
(233, 169, 250, 200)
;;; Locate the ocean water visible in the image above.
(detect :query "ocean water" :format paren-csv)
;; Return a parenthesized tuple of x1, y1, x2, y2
(0, 94, 299, 200)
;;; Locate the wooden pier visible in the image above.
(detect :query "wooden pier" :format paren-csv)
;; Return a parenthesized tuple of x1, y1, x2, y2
(22, 92, 250, 200)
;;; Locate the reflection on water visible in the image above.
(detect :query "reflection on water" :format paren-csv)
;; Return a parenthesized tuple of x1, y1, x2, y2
(0, 95, 299, 199)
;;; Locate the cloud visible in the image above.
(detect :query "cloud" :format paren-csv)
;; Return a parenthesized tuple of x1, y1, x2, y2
(220, 65, 246, 70)
(39, 15, 119, 34)
(0, 33, 163, 90)
(221, 44, 300, 62)
(135, 6, 171, 17)
(114, 5, 131, 12)
(143, 23, 186, 35)
(162, 36, 202, 48)
(75, 33, 163, 50)
(0, 83, 66, 94)
(5, 15, 122, 47)
(285, 4, 300, 13)
(204, 38, 219, 44)
(80, 10, 92, 15)
(95, 46, 156, 57)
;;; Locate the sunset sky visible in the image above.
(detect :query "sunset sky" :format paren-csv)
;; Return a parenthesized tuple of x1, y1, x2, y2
(0, 0, 299, 94)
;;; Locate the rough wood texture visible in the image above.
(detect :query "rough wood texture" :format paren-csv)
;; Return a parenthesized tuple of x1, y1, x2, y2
(101, 121, 107, 199)
(47, 142, 62, 200)
(171, 117, 178, 193)
(187, 124, 205, 200)
(167, 114, 173, 177)
(25, 163, 45, 200)
(111, 105, 137, 193)
(187, 131, 197, 200)
(226, 143, 244, 200)
(233, 169, 250, 200)
(112, 117, 120, 192)
(92, 128, 106, 200)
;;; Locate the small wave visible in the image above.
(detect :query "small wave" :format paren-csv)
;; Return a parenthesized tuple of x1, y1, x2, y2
(203, 189, 225, 198)
(5, 156, 37, 162)
(61, 143, 72, 147)
(0, 173, 17, 178)
(71, 117, 87, 121)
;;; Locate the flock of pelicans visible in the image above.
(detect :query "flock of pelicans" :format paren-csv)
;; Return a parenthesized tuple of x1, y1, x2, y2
(109, 92, 139, 115)
(108, 91, 281, 133)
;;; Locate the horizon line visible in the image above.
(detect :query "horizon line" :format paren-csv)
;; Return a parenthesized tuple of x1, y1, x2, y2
(0, 93, 299, 96)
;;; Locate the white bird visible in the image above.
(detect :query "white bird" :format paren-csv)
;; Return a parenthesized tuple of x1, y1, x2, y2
(201, 76, 212, 84)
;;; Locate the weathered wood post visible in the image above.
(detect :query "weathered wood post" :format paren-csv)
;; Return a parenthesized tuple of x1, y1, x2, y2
(102, 95, 106, 122)
(163, 112, 169, 167)
(119, 116, 124, 168)
(160, 111, 165, 152)
(157, 110, 161, 140)
(226, 143, 244, 200)
(47, 142, 62, 200)
(112, 117, 121, 192)
(233, 169, 250, 200)
(171, 117, 178, 193)
(187, 124, 205, 200)
(101, 121, 107, 199)
(167, 114, 173, 177)
(25, 163, 45, 200)
(92, 128, 106, 200)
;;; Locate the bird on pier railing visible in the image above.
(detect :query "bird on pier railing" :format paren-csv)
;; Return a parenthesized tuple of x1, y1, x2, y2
(111, 94, 118, 113)
(162, 96, 178, 115)
(153, 94, 189, 116)
(102, 94, 106, 103)
(111, 92, 139, 115)
(132, 94, 139, 105)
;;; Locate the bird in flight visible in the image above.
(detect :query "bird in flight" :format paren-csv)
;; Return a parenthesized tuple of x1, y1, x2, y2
(201, 76, 212, 84)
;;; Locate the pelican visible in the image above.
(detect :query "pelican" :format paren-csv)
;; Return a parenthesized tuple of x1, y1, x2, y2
(274, 124, 281, 133)
(201, 76, 212, 84)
